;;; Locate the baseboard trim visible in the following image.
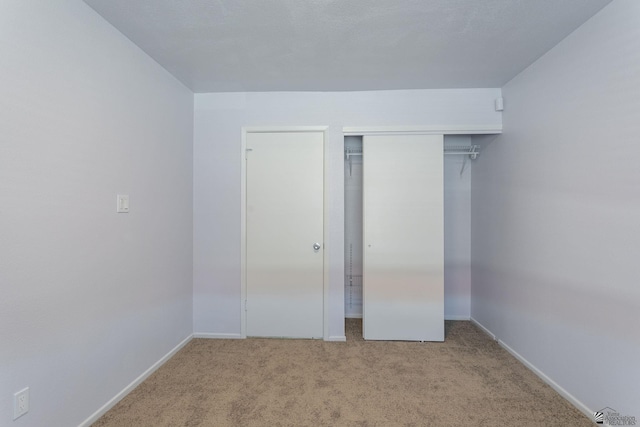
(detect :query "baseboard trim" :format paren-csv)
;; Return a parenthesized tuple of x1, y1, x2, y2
(497, 339, 593, 420)
(193, 332, 244, 339)
(445, 315, 470, 321)
(470, 317, 497, 340)
(469, 317, 593, 420)
(78, 334, 193, 427)
(326, 335, 347, 342)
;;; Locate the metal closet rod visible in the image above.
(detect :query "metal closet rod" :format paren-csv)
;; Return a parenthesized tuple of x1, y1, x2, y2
(345, 148, 362, 160)
(345, 145, 480, 160)
(444, 145, 480, 160)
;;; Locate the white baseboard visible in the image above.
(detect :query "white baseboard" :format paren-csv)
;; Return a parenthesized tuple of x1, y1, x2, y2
(347, 315, 471, 321)
(497, 339, 593, 420)
(469, 317, 593, 420)
(470, 316, 497, 340)
(193, 332, 244, 339)
(78, 334, 193, 427)
(445, 315, 470, 320)
(194, 332, 343, 341)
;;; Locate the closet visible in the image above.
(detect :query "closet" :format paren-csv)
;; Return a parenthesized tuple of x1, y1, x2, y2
(344, 136, 364, 319)
(344, 134, 443, 341)
(345, 134, 477, 341)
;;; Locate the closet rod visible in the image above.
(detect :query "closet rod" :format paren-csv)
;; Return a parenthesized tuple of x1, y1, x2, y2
(345, 145, 479, 160)
(345, 149, 362, 160)
(444, 145, 479, 160)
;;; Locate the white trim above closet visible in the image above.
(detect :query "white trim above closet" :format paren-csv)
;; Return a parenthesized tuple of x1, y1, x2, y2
(343, 124, 502, 136)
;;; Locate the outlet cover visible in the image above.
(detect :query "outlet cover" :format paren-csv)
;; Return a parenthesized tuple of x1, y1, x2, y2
(14, 387, 29, 420)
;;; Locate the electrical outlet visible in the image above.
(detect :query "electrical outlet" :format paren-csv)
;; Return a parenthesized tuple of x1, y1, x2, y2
(13, 387, 29, 420)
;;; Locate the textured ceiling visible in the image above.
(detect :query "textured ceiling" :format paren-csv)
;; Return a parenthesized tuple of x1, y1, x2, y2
(83, 0, 612, 93)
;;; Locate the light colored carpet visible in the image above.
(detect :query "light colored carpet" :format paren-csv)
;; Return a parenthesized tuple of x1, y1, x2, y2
(93, 320, 591, 426)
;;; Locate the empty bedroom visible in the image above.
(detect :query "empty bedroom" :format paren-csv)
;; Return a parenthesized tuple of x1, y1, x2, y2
(1, 1, 638, 426)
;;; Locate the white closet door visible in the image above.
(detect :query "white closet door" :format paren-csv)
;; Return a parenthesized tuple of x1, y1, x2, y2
(245, 131, 324, 338)
(363, 134, 444, 341)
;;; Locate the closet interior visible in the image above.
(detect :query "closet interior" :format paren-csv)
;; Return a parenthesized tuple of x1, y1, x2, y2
(344, 134, 476, 339)
(344, 136, 364, 319)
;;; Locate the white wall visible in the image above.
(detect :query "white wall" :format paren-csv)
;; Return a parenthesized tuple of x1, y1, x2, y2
(0, 1, 194, 426)
(194, 89, 500, 338)
(471, 0, 640, 416)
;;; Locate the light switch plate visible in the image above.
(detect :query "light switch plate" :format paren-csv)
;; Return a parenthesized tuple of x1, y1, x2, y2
(116, 194, 130, 213)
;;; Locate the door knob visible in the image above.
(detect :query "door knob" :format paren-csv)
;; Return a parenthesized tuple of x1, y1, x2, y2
(313, 243, 321, 251)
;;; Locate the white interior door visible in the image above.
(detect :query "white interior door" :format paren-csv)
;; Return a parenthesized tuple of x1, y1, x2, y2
(363, 134, 444, 341)
(245, 131, 324, 338)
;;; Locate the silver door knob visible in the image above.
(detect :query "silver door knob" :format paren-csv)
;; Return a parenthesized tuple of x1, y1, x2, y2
(313, 243, 321, 251)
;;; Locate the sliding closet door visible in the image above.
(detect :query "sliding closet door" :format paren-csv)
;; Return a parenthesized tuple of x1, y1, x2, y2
(363, 134, 444, 341)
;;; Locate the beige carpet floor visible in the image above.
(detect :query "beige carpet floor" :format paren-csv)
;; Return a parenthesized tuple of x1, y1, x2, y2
(93, 320, 592, 426)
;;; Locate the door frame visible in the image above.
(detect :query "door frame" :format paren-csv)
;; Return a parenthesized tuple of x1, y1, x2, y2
(241, 126, 330, 340)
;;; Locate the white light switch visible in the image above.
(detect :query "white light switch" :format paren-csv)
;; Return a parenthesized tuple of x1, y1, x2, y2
(116, 194, 129, 213)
